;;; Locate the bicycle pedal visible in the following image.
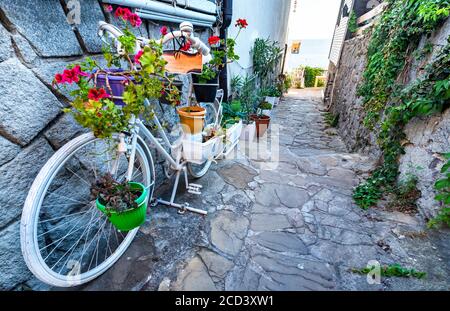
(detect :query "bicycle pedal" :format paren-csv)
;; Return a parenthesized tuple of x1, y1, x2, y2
(188, 189, 202, 195)
(187, 185, 202, 195)
(189, 183, 203, 189)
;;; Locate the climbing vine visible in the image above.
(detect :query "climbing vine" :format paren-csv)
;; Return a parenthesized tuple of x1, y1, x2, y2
(353, 0, 450, 219)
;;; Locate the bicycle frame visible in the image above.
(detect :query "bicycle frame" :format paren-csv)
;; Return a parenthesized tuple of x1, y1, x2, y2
(121, 95, 223, 216)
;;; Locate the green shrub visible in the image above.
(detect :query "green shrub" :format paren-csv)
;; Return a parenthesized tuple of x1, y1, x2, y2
(304, 66, 324, 88)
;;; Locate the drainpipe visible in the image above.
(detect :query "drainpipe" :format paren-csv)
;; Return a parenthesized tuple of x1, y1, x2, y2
(219, 0, 233, 101)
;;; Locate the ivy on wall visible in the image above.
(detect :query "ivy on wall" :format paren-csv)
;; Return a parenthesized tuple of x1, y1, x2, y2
(353, 0, 450, 227)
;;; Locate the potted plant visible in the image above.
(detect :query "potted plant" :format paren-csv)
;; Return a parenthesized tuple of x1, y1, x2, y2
(92, 174, 148, 231)
(177, 105, 207, 136)
(221, 100, 244, 153)
(261, 85, 282, 107)
(250, 101, 272, 138)
(259, 101, 273, 117)
(193, 18, 248, 103)
(182, 124, 225, 164)
(53, 6, 181, 139)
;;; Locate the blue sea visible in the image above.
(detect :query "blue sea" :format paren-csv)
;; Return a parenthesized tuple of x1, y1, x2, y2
(285, 39, 332, 71)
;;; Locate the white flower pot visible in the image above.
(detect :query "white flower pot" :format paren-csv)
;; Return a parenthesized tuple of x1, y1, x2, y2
(223, 120, 243, 154)
(182, 136, 223, 165)
(265, 96, 280, 106)
(240, 121, 256, 142)
(261, 109, 272, 117)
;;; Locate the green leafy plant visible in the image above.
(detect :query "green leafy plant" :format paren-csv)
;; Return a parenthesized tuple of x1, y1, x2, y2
(222, 100, 246, 127)
(91, 173, 140, 214)
(54, 6, 180, 138)
(351, 263, 426, 279)
(261, 85, 282, 97)
(252, 38, 283, 88)
(197, 19, 248, 83)
(428, 153, 450, 228)
(303, 66, 324, 88)
(348, 11, 358, 35)
(353, 0, 450, 210)
(324, 112, 339, 127)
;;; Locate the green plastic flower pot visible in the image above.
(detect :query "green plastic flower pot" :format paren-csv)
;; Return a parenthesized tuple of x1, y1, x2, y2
(96, 182, 148, 231)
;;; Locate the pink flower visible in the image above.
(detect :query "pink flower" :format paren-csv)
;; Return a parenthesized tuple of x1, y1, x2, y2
(88, 88, 110, 101)
(54, 73, 71, 84)
(72, 65, 89, 77)
(180, 41, 191, 51)
(128, 13, 142, 27)
(160, 26, 169, 36)
(115, 7, 132, 20)
(105, 5, 113, 12)
(62, 69, 78, 84)
(134, 50, 144, 64)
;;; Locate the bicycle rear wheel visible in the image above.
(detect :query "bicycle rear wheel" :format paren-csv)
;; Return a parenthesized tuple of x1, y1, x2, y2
(20, 133, 155, 287)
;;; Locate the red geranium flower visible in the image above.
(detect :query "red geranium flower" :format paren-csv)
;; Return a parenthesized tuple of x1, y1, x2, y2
(72, 65, 89, 77)
(115, 7, 132, 20)
(128, 13, 142, 27)
(134, 49, 144, 64)
(180, 41, 191, 51)
(160, 26, 169, 36)
(62, 69, 79, 84)
(235, 18, 248, 29)
(208, 36, 220, 46)
(54, 73, 68, 84)
(88, 88, 110, 101)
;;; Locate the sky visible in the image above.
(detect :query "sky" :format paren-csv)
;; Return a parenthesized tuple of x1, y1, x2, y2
(285, 0, 341, 70)
(287, 0, 341, 40)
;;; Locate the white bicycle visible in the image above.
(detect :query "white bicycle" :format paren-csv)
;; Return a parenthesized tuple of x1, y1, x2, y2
(20, 21, 225, 287)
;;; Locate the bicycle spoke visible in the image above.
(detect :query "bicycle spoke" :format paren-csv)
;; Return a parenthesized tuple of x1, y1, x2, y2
(38, 209, 92, 224)
(66, 167, 92, 187)
(46, 192, 90, 205)
(54, 215, 103, 273)
(38, 208, 94, 238)
(42, 210, 97, 260)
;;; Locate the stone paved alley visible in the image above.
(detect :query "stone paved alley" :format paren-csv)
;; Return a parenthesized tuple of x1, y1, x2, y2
(72, 89, 450, 291)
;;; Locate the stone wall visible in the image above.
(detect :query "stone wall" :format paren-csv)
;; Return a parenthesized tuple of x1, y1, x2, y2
(327, 18, 450, 222)
(0, 0, 210, 290)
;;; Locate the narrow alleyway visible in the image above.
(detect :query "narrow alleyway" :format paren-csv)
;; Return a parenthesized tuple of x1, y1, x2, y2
(76, 89, 450, 291)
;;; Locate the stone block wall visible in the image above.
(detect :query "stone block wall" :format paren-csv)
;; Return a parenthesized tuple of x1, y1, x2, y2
(0, 0, 210, 290)
(327, 18, 450, 222)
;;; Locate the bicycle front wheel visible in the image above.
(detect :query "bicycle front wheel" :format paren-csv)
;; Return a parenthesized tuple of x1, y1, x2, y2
(20, 133, 155, 287)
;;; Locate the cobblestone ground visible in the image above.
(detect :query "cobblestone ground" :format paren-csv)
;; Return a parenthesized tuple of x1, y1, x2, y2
(78, 89, 450, 291)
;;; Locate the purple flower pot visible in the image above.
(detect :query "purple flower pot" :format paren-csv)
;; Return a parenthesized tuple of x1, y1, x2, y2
(94, 69, 135, 106)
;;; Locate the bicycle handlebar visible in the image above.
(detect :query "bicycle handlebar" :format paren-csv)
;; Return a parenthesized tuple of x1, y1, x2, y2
(98, 21, 211, 62)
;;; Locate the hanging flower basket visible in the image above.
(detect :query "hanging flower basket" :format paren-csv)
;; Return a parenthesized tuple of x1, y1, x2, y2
(96, 182, 148, 231)
(192, 75, 219, 103)
(177, 106, 206, 135)
(94, 69, 135, 106)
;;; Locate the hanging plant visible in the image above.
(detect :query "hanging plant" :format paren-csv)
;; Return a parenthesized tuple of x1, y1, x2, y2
(53, 6, 180, 139)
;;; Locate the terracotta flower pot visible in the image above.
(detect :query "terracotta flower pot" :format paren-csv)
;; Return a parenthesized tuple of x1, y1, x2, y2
(177, 106, 206, 135)
(250, 114, 271, 138)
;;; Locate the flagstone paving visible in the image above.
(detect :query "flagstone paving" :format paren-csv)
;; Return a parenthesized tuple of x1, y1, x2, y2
(77, 89, 450, 291)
